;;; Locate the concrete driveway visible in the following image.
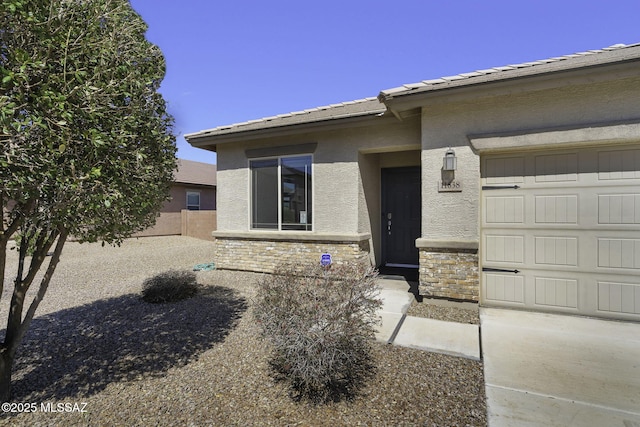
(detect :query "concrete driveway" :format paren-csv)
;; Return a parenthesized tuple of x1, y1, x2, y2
(481, 307, 640, 426)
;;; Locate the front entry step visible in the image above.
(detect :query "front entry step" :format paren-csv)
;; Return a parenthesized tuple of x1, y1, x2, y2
(375, 278, 481, 360)
(393, 316, 481, 360)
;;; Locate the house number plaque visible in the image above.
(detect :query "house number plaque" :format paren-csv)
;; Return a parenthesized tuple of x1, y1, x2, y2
(438, 180, 462, 193)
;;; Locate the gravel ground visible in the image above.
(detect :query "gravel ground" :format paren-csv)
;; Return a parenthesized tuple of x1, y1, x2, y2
(0, 236, 486, 426)
(406, 298, 480, 325)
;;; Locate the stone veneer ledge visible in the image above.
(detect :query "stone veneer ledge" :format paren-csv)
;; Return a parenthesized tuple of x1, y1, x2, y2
(212, 230, 371, 242)
(212, 233, 479, 301)
(212, 233, 372, 273)
(418, 245, 479, 302)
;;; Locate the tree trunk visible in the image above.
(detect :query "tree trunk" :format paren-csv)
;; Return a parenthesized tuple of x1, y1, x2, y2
(0, 348, 14, 403)
(0, 229, 67, 403)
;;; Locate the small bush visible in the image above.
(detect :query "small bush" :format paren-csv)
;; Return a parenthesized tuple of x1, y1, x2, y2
(141, 270, 199, 303)
(253, 262, 381, 402)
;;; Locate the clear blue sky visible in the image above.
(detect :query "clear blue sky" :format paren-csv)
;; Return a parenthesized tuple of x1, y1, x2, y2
(129, 0, 640, 164)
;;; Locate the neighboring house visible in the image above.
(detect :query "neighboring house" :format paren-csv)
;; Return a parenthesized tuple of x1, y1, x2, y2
(168, 158, 217, 212)
(186, 43, 640, 425)
(136, 158, 217, 240)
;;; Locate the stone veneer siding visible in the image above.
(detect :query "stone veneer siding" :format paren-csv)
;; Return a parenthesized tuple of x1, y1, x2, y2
(212, 234, 371, 273)
(418, 244, 479, 301)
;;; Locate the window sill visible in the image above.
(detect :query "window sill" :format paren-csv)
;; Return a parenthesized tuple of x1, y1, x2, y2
(212, 230, 371, 242)
(415, 238, 479, 251)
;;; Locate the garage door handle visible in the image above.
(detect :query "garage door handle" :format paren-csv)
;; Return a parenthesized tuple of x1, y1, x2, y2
(482, 267, 520, 274)
(482, 185, 520, 190)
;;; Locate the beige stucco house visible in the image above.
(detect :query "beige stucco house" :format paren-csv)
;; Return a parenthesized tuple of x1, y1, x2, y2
(187, 42, 640, 425)
(187, 42, 640, 304)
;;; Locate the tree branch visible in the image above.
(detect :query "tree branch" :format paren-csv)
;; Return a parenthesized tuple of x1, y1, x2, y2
(1, 198, 34, 246)
(4, 226, 58, 350)
(13, 229, 68, 353)
(21, 227, 57, 291)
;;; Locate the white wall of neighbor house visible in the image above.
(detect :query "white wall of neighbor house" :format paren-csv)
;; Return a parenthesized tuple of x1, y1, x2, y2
(419, 73, 640, 244)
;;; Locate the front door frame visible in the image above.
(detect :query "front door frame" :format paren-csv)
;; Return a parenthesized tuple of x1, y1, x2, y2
(381, 166, 421, 268)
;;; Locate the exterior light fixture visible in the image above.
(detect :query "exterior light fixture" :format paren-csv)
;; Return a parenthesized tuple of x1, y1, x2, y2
(439, 147, 461, 192)
(443, 148, 457, 171)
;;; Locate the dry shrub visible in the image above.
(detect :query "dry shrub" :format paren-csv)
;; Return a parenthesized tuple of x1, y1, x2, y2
(141, 270, 199, 303)
(253, 262, 381, 402)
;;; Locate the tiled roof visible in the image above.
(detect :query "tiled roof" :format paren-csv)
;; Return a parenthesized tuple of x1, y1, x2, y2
(174, 159, 216, 186)
(379, 43, 640, 101)
(185, 97, 386, 140)
(186, 42, 640, 142)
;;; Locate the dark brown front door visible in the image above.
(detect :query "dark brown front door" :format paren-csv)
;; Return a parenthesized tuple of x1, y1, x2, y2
(381, 167, 421, 267)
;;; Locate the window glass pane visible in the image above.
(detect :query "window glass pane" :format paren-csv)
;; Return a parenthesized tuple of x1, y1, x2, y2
(251, 159, 278, 229)
(186, 192, 200, 210)
(281, 156, 312, 231)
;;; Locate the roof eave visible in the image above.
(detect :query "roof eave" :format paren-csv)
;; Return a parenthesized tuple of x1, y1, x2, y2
(186, 108, 389, 151)
(379, 44, 640, 110)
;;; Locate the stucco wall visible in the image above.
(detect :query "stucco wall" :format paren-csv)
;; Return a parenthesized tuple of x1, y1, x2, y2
(134, 210, 217, 240)
(163, 184, 216, 212)
(215, 116, 420, 245)
(134, 212, 182, 237)
(181, 210, 217, 241)
(216, 144, 250, 231)
(419, 74, 640, 243)
(420, 144, 479, 242)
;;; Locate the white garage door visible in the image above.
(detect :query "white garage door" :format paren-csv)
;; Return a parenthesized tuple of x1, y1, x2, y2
(481, 145, 640, 320)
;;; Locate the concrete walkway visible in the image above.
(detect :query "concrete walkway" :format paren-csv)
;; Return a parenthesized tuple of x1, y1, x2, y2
(375, 277, 481, 360)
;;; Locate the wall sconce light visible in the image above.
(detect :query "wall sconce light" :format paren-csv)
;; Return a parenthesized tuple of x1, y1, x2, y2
(443, 148, 457, 171)
(439, 147, 461, 192)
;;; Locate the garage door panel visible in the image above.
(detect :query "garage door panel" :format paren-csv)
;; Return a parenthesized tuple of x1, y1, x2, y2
(598, 238, 640, 269)
(484, 273, 524, 303)
(485, 235, 524, 264)
(598, 281, 640, 315)
(484, 270, 640, 318)
(484, 272, 640, 320)
(534, 277, 578, 308)
(598, 193, 640, 224)
(535, 153, 578, 182)
(598, 148, 640, 180)
(534, 236, 578, 266)
(482, 145, 640, 320)
(485, 156, 525, 184)
(485, 195, 524, 223)
(535, 194, 578, 223)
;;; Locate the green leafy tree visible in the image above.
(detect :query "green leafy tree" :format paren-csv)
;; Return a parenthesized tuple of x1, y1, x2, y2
(0, 0, 177, 401)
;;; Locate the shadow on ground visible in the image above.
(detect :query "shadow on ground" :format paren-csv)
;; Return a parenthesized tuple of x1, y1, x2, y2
(7, 285, 247, 402)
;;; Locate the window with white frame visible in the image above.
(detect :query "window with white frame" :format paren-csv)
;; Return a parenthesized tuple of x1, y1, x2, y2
(250, 155, 312, 230)
(186, 191, 200, 210)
